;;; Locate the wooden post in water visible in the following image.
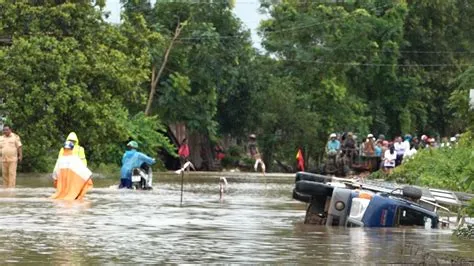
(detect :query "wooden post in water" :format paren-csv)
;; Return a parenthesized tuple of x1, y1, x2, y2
(180, 170, 184, 206)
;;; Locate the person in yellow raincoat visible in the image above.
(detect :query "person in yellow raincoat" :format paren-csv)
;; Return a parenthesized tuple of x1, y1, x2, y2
(58, 132, 87, 166)
(51, 141, 93, 200)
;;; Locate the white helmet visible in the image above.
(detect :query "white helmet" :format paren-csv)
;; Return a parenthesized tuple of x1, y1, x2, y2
(330, 133, 337, 138)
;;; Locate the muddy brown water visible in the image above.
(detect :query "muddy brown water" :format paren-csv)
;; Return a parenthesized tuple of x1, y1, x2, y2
(0, 172, 472, 264)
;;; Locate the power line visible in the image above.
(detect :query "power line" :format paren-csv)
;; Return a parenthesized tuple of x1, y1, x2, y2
(314, 47, 474, 55)
(173, 39, 474, 67)
(176, 27, 474, 54)
(118, 1, 472, 55)
(174, 17, 474, 55)
(277, 58, 472, 67)
(112, 0, 468, 54)
(177, 33, 474, 55)
(148, 0, 395, 5)
(177, 17, 343, 40)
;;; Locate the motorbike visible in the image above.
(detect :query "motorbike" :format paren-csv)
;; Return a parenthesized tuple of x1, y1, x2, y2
(131, 163, 153, 190)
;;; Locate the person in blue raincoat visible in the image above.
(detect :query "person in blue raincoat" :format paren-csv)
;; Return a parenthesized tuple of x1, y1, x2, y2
(119, 141, 156, 189)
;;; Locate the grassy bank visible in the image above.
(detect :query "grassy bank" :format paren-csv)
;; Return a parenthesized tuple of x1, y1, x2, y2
(370, 132, 474, 221)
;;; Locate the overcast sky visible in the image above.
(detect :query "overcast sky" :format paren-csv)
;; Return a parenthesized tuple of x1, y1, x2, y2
(104, 0, 267, 49)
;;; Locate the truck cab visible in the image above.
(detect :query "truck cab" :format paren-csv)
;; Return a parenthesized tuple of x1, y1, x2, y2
(346, 193, 439, 228)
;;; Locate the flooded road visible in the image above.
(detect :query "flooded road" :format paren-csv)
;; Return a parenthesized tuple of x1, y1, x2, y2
(0, 172, 472, 264)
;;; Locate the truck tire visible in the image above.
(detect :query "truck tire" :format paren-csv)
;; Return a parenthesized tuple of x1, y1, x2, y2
(295, 172, 332, 183)
(402, 186, 423, 200)
(295, 180, 334, 197)
(292, 188, 311, 203)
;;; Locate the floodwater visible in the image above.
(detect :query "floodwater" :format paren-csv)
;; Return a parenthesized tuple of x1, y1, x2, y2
(0, 172, 473, 264)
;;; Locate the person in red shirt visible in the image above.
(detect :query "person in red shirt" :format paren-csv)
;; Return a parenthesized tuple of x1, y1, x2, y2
(214, 143, 225, 161)
(178, 138, 190, 168)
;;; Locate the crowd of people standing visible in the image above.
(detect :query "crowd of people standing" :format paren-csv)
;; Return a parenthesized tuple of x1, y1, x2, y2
(327, 132, 461, 174)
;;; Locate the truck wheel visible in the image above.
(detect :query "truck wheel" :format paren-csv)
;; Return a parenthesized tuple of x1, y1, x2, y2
(295, 180, 333, 197)
(295, 172, 332, 183)
(402, 186, 422, 200)
(292, 188, 311, 203)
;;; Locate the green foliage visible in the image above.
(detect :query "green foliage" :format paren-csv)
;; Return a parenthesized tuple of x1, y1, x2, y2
(254, 0, 474, 168)
(90, 163, 120, 179)
(387, 132, 474, 193)
(220, 145, 243, 168)
(2, 0, 474, 174)
(120, 0, 152, 22)
(258, 0, 407, 167)
(453, 224, 474, 239)
(449, 66, 474, 132)
(147, 1, 253, 136)
(126, 112, 176, 160)
(399, 108, 412, 135)
(227, 145, 243, 157)
(0, 2, 172, 171)
(400, 0, 474, 136)
(466, 199, 474, 217)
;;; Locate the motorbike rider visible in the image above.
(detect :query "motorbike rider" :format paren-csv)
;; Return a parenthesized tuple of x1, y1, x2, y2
(120, 140, 156, 189)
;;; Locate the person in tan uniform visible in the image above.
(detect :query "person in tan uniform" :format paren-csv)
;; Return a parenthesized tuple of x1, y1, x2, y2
(0, 125, 22, 188)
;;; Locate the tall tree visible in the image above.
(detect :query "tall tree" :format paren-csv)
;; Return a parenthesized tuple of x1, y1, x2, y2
(399, 0, 474, 137)
(123, 0, 256, 138)
(0, 1, 174, 171)
(257, 0, 474, 169)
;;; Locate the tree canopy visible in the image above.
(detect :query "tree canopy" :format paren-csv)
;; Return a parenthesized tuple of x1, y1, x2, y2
(0, 1, 174, 171)
(255, 0, 474, 168)
(0, 0, 473, 173)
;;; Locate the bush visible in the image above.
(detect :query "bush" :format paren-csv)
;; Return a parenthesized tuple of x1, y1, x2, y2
(453, 224, 474, 239)
(90, 163, 120, 178)
(227, 145, 243, 157)
(368, 169, 386, 180)
(221, 145, 244, 168)
(241, 157, 255, 166)
(453, 199, 474, 240)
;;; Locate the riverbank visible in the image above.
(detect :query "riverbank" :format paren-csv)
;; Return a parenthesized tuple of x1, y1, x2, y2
(17, 170, 296, 181)
(14, 170, 297, 188)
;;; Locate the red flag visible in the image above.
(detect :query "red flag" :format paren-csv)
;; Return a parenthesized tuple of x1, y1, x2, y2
(296, 148, 305, 171)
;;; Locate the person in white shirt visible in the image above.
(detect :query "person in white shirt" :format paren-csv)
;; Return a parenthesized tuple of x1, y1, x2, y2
(403, 144, 417, 163)
(383, 145, 397, 174)
(402, 134, 411, 151)
(393, 136, 405, 166)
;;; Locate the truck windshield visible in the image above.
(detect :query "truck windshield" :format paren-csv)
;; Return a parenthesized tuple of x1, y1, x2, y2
(396, 207, 433, 227)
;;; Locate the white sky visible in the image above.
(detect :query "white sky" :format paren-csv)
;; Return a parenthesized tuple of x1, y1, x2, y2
(104, 0, 267, 49)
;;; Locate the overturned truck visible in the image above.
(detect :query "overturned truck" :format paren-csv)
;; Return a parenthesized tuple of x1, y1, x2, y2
(293, 172, 463, 228)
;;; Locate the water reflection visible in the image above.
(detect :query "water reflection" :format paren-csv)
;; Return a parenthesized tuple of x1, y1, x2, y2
(0, 173, 472, 264)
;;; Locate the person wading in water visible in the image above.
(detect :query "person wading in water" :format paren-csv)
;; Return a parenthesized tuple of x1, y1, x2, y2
(248, 134, 266, 175)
